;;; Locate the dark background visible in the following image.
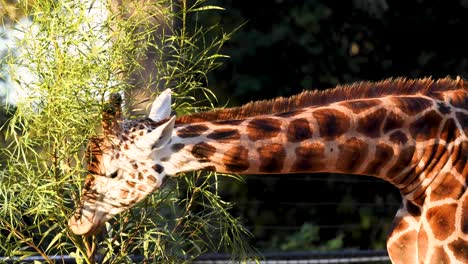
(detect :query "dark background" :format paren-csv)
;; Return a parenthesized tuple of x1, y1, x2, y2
(197, 0, 468, 252)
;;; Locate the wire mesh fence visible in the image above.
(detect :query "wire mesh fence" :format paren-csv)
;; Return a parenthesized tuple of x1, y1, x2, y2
(217, 173, 401, 253)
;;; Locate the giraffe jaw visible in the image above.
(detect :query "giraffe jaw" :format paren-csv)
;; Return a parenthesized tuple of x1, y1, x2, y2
(68, 175, 144, 236)
(68, 175, 112, 236)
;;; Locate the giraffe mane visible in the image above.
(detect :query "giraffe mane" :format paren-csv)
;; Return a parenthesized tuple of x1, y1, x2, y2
(175, 76, 467, 124)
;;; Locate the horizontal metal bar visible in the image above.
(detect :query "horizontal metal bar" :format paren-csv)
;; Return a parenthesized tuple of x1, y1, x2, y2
(1, 250, 390, 263)
(193, 256, 390, 264)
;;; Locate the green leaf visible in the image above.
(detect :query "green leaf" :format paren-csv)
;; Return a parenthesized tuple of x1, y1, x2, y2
(188, 6, 225, 13)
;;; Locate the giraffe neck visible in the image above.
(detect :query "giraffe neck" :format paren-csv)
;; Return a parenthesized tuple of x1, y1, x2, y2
(69, 78, 468, 263)
(157, 93, 460, 205)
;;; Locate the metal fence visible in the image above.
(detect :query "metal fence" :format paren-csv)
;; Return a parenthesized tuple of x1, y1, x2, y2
(0, 250, 390, 263)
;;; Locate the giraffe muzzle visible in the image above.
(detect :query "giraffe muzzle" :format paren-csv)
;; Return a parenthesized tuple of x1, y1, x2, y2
(68, 204, 103, 236)
(68, 174, 107, 236)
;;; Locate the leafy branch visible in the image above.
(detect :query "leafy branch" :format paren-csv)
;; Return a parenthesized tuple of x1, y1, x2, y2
(0, 0, 254, 263)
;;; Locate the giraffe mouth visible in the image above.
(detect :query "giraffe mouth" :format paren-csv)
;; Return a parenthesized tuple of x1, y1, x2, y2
(68, 205, 103, 236)
(68, 174, 107, 236)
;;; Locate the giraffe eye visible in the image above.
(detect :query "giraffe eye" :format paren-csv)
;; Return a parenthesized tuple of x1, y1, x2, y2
(109, 171, 118, 179)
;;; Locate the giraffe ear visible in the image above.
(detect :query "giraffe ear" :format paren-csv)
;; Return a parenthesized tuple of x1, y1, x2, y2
(136, 116, 176, 151)
(148, 89, 172, 122)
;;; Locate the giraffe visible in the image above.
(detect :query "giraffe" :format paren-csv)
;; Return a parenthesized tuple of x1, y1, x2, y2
(68, 77, 468, 264)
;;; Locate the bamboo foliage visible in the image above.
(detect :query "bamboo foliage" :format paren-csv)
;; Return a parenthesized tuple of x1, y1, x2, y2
(0, 1, 255, 263)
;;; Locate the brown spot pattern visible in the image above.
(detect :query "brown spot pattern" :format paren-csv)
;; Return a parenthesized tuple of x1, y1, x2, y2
(388, 146, 416, 181)
(364, 143, 394, 176)
(223, 146, 250, 172)
(257, 144, 286, 172)
(437, 102, 452, 114)
(336, 137, 368, 173)
(454, 142, 468, 175)
(409, 110, 443, 141)
(287, 118, 313, 142)
(312, 109, 350, 140)
(389, 131, 408, 145)
(406, 200, 422, 217)
(137, 184, 147, 192)
(419, 144, 448, 180)
(440, 118, 457, 143)
(177, 124, 209, 138)
(383, 112, 405, 133)
(147, 175, 157, 184)
(449, 238, 468, 262)
(191, 142, 216, 162)
(430, 172, 465, 201)
(207, 128, 241, 142)
(340, 99, 382, 114)
(357, 108, 387, 138)
(292, 143, 325, 172)
(152, 164, 164, 174)
(392, 96, 433, 115)
(171, 143, 185, 152)
(426, 203, 457, 240)
(247, 117, 282, 141)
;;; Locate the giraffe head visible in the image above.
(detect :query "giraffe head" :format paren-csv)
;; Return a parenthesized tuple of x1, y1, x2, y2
(68, 90, 176, 236)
